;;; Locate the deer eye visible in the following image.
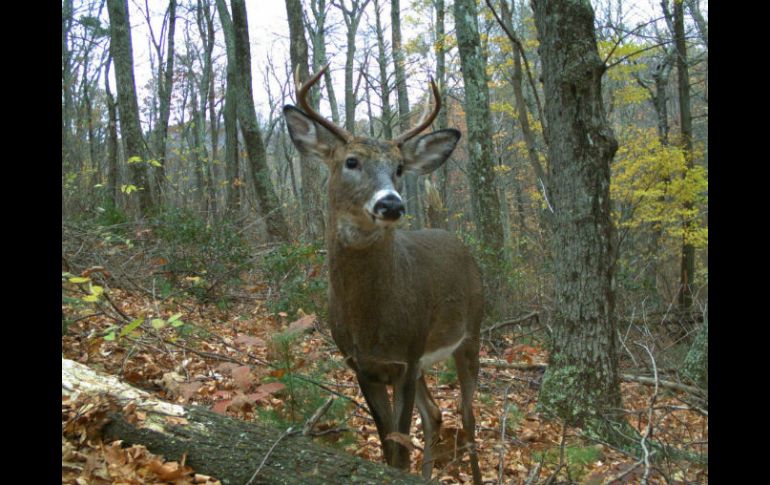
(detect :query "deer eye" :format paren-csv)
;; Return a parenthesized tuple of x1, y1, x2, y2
(396, 165, 403, 177)
(345, 157, 360, 170)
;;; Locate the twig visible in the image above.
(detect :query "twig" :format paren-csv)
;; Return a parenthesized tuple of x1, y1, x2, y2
(302, 396, 335, 436)
(636, 343, 659, 485)
(602, 460, 643, 484)
(246, 425, 299, 485)
(483, 311, 539, 334)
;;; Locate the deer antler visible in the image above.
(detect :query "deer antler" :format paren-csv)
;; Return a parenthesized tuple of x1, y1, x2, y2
(393, 77, 441, 144)
(295, 63, 353, 143)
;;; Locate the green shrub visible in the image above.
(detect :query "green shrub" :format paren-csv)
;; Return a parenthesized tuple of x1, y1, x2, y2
(262, 242, 327, 320)
(151, 208, 250, 301)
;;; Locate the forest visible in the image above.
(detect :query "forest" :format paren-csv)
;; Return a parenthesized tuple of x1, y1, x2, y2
(61, 0, 708, 483)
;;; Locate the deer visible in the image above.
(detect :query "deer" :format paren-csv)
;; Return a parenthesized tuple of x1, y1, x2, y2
(283, 64, 483, 485)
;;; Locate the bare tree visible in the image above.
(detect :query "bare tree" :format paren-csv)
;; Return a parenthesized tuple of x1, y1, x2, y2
(107, 0, 153, 216)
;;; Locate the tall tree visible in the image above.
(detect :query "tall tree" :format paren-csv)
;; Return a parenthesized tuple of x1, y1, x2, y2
(391, 0, 422, 228)
(372, 0, 393, 139)
(107, 0, 153, 216)
(307, 0, 341, 124)
(453, 0, 504, 258)
(286, 0, 325, 241)
(216, 0, 290, 241)
(670, 0, 695, 311)
(142, 0, 177, 202)
(333, 0, 371, 134)
(104, 56, 120, 209)
(530, 0, 622, 438)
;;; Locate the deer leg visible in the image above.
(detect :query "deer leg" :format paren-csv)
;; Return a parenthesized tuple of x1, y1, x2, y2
(453, 341, 483, 485)
(391, 364, 418, 470)
(415, 373, 442, 480)
(357, 377, 397, 466)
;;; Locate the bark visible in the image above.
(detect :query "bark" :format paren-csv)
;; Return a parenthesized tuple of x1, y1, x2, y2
(453, 0, 504, 256)
(153, 0, 177, 202)
(434, 0, 450, 215)
(672, 0, 695, 311)
(105, 57, 120, 209)
(373, 0, 393, 139)
(286, 0, 325, 241)
(308, 0, 341, 124)
(223, 67, 241, 216)
(62, 0, 75, 170)
(196, 0, 218, 217)
(107, 0, 153, 216)
(62, 358, 425, 485)
(217, 0, 290, 241)
(334, 0, 370, 134)
(530, 0, 622, 435)
(391, 0, 422, 229)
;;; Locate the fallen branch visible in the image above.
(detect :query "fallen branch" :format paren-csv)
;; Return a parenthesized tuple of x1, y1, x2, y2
(480, 359, 706, 396)
(62, 358, 427, 485)
(483, 311, 539, 334)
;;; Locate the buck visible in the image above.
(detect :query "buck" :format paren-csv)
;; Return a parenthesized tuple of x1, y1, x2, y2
(283, 65, 483, 484)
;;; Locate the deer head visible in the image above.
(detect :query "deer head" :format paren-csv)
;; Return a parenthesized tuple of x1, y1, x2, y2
(283, 65, 483, 485)
(283, 64, 460, 246)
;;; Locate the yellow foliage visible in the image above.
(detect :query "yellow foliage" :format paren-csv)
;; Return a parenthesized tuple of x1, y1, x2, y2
(611, 127, 708, 248)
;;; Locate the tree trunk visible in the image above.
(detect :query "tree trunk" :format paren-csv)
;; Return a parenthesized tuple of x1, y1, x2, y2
(531, 0, 622, 437)
(286, 0, 325, 241)
(153, 0, 177, 204)
(62, 358, 426, 485)
(217, 0, 290, 241)
(391, 0, 422, 229)
(373, 0, 393, 139)
(223, 67, 241, 216)
(672, 0, 695, 311)
(107, 0, 153, 216)
(105, 57, 120, 210)
(309, 0, 341, 124)
(453, 0, 504, 257)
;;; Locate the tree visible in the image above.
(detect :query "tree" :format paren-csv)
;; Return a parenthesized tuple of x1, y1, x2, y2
(216, 0, 290, 241)
(453, 0, 504, 261)
(332, 0, 371, 134)
(286, 0, 325, 241)
(391, 0, 422, 228)
(307, 0, 341, 124)
(530, 0, 622, 439)
(107, 0, 154, 216)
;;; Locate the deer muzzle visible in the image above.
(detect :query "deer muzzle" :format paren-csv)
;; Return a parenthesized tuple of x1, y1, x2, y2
(368, 190, 405, 223)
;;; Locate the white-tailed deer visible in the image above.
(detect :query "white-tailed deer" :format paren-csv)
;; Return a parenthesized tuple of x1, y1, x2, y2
(283, 65, 483, 484)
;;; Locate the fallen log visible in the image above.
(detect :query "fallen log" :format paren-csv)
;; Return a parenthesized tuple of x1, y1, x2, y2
(62, 358, 425, 485)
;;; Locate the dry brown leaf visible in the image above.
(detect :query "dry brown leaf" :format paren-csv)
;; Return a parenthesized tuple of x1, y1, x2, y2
(231, 366, 255, 391)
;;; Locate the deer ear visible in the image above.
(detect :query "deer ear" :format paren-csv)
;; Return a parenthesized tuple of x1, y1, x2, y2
(283, 105, 343, 163)
(401, 129, 461, 175)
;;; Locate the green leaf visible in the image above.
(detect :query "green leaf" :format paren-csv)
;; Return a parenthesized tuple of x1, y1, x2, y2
(82, 295, 99, 303)
(120, 317, 145, 337)
(104, 331, 116, 341)
(121, 184, 138, 194)
(68, 277, 91, 284)
(168, 313, 183, 323)
(90, 285, 104, 296)
(151, 318, 167, 329)
(148, 159, 162, 167)
(171, 320, 185, 328)
(127, 156, 143, 164)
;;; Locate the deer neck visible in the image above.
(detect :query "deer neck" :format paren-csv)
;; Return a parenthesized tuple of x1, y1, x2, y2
(327, 212, 398, 290)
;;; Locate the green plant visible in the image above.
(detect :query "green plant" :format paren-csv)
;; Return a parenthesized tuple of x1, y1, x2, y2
(533, 445, 602, 481)
(151, 208, 250, 302)
(437, 358, 457, 386)
(505, 403, 524, 435)
(262, 242, 327, 320)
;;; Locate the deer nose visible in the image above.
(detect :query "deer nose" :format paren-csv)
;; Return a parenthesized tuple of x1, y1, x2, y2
(373, 193, 405, 221)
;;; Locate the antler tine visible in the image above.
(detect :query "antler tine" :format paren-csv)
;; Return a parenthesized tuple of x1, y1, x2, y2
(394, 77, 441, 144)
(295, 63, 352, 142)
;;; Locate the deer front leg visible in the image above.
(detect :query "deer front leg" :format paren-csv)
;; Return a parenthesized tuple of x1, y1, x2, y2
(356, 376, 397, 466)
(391, 363, 418, 470)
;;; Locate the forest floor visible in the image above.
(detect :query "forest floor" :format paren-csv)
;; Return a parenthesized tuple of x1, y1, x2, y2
(62, 284, 707, 485)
